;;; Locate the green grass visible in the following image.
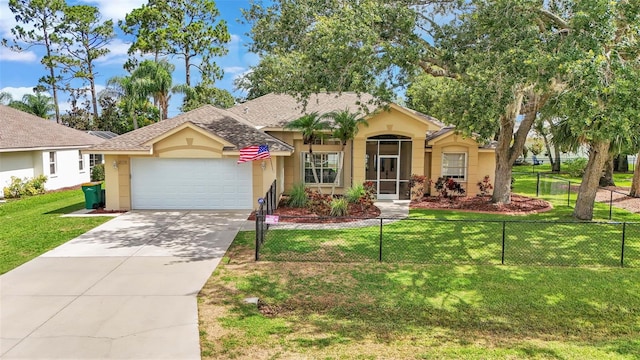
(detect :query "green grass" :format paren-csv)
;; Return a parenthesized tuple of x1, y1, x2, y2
(513, 163, 635, 187)
(0, 190, 110, 274)
(256, 176, 640, 266)
(199, 237, 640, 359)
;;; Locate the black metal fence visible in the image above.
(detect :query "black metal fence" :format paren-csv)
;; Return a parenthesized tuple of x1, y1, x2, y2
(533, 173, 639, 220)
(254, 215, 640, 268)
(255, 180, 277, 261)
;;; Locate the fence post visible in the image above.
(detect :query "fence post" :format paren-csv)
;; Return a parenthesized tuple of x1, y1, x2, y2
(255, 210, 260, 261)
(567, 181, 571, 207)
(379, 218, 383, 262)
(536, 172, 540, 197)
(609, 191, 613, 220)
(501, 221, 506, 265)
(621, 222, 626, 268)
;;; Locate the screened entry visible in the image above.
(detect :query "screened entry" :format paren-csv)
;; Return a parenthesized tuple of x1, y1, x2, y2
(365, 135, 412, 200)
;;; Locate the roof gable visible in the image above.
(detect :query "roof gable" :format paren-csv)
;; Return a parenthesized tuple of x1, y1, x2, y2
(87, 105, 293, 154)
(0, 105, 104, 151)
(143, 122, 235, 148)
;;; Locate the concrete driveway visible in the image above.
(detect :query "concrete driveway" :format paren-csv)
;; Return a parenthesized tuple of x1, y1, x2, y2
(0, 210, 250, 359)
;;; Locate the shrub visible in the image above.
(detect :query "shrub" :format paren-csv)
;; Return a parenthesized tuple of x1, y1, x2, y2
(306, 189, 332, 215)
(564, 158, 588, 177)
(288, 182, 308, 208)
(409, 174, 427, 201)
(477, 175, 494, 196)
(24, 175, 47, 196)
(433, 177, 465, 198)
(91, 164, 105, 182)
(2, 175, 47, 199)
(345, 184, 365, 204)
(330, 197, 348, 217)
(363, 181, 376, 200)
(3, 176, 24, 198)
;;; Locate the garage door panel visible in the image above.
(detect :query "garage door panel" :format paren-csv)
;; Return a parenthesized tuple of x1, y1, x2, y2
(131, 158, 253, 210)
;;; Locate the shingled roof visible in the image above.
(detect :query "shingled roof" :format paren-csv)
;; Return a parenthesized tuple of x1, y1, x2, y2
(87, 105, 293, 153)
(0, 105, 104, 151)
(228, 93, 380, 128)
(228, 92, 447, 129)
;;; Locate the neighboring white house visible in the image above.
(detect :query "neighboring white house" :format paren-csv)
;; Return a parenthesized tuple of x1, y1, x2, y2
(0, 105, 105, 197)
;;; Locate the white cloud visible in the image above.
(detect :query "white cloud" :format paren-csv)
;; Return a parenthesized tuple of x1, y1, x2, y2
(78, 0, 147, 21)
(95, 38, 131, 64)
(0, 47, 37, 62)
(224, 66, 246, 75)
(0, 86, 43, 101)
(0, 0, 15, 37)
(229, 34, 242, 45)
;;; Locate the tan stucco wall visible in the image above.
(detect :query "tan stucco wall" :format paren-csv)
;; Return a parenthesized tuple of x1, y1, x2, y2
(427, 132, 497, 196)
(267, 131, 353, 195)
(104, 154, 131, 210)
(352, 107, 434, 185)
(252, 156, 282, 207)
(477, 151, 497, 192)
(154, 127, 226, 158)
(103, 124, 287, 210)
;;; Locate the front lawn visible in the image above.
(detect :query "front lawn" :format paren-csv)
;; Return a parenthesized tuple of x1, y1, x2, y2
(199, 237, 640, 359)
(0, 190, 111, 274)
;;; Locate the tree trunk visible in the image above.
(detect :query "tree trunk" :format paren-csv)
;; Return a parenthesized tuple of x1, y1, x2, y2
(131, 109, 139, 130)
(599, 154, 615, 187)
(42, 23, 61, 123)
(89, 66, 99, 125)
(542, 132, 555, 170)
(614, 154, 629, 172)
(573, 140, 610, 220)
(553, 145, 561, 172)
(630, 152, 640, 197)
(308, 147, 322, 194)
(491, 88, 540, 204)
(331, 144, 345, 196)
(185, 53, 191, 87)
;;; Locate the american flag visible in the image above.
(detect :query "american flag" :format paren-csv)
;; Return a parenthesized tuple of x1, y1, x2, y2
(237, 145, 271, 163)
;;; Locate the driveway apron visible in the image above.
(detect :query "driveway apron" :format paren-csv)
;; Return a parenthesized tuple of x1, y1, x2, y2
(0, 210, 249, 359)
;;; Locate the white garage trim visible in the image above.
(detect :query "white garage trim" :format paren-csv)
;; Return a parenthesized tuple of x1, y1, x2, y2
(131, 158, 253, 210)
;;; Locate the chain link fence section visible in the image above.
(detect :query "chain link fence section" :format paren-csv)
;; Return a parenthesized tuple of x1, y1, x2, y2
(255, 215, 640, 268)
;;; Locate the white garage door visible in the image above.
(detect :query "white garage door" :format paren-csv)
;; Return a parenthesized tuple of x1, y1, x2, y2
(131, 158, 253, 210)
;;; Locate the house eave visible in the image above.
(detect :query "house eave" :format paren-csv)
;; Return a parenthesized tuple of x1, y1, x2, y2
(81, 149, 153, 155)
(0, 145, 96, 153)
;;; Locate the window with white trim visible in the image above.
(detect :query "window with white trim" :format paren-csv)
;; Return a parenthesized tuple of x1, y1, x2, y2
(89, 154, 103, 169)
(79, 152, 85, 172)
(49, 151, 57, 175)
(442, 153, 467, 180)
(302, 152, 340, 185)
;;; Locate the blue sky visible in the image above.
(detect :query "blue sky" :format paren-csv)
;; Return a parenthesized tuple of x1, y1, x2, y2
(0, 0, 259, 117)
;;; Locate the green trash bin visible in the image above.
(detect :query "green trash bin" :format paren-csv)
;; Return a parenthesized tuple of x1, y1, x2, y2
(81, 182, 102, 209)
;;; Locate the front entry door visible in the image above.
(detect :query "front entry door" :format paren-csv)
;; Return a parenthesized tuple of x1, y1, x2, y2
(378, 156, 399, 200)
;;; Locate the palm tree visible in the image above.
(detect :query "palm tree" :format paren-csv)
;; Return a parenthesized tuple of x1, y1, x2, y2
(325, 108, 368, 195)
(285, 112, 330, 193)
(0, 91, 12, 105)
(131, 59, 174, 120)
(106, 75, 150, 129)
(8, 92, 55, 119)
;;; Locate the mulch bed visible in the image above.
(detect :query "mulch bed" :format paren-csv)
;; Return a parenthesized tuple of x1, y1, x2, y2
(411, 194, 552, 215)
(248, 194, 551, 223)
(247, 203, 381, 223)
